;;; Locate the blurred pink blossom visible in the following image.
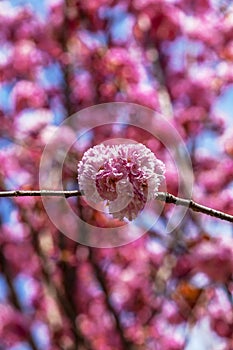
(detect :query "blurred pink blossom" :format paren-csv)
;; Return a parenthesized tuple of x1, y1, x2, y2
(78, 143, 165, 221)
(13, 40, 44, 75)
(102, 47, 142, 85)
(71, 72, 95, 105)
(197, 159, 233, 193)
(220, 128, 233, 157)
(133, 1, 182, 41)
(192, 239, 233, 283)
(182, 14, 221, 46)
(47, 0, 64, 28)
(11, 80, 47, 112)
(0, 2, 21, 40)
(209, 288, 233, 339)
(0, 304, 29, 346)
(14, 109, 53, 139)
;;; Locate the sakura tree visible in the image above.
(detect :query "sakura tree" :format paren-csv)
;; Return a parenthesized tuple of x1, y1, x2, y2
(0, 0, 233, 349)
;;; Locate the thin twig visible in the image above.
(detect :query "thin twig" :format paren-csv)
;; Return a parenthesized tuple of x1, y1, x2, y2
(0, 190, 82, 198)
(0, 190, 232, 223)
(156, 192, 233, 223)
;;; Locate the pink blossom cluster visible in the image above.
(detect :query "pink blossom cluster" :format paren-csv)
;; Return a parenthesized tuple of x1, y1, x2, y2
(78, 143, 165, 221)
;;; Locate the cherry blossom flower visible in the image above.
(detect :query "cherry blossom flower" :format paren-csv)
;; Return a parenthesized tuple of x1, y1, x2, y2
(78, 143, 165, 221)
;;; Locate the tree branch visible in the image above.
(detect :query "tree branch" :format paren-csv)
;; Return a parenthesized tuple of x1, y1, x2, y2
(88, 248, 135, 350)
(21, 208, 93, 350)
(0, 190, 232, 223)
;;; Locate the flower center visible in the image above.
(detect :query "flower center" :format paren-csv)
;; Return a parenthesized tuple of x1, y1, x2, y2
(95, 157, 148, 203)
